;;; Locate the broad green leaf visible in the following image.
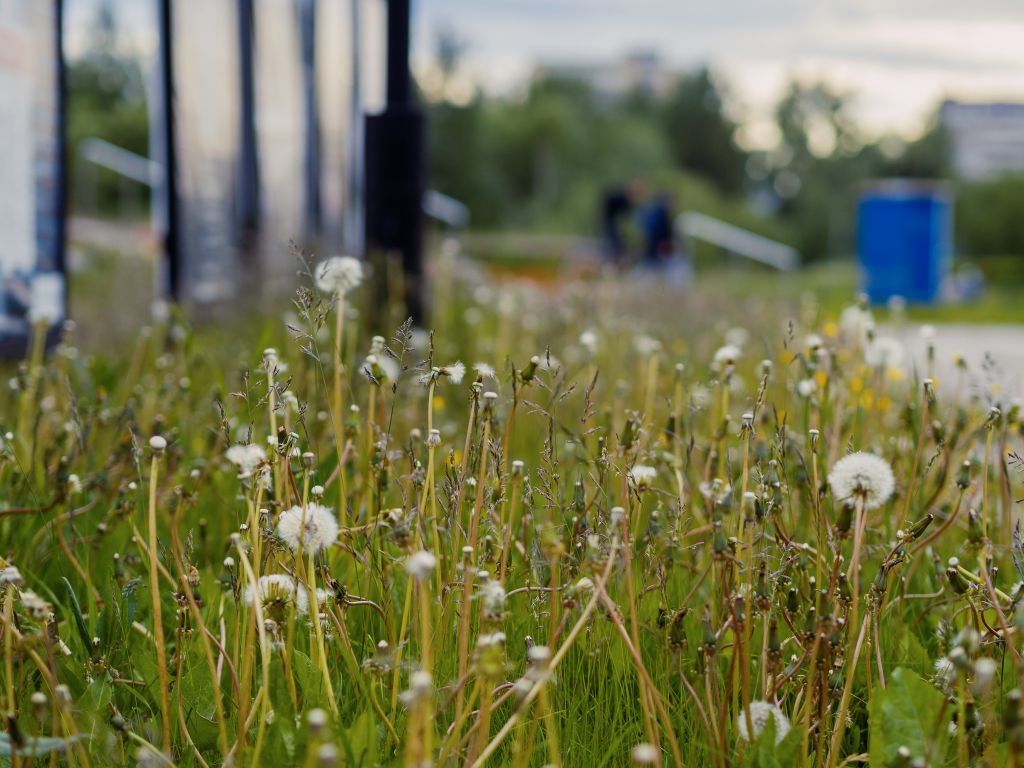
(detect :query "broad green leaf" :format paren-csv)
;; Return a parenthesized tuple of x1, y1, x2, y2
(869, 666, 947, 766)
(292, 650, 328, 710)
(180, 655, 219, 749)
(339, 709, 378, 767)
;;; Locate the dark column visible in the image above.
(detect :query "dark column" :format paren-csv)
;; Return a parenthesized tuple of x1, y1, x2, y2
(364, 0, 426, 323)
(156, 0, 180, 299)
(237, 0, 259, 248)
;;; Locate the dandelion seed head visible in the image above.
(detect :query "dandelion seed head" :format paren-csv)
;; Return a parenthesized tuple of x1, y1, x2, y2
(404, 550, 437, 581)
(314, 255, 363, 295)
(473, 362, 496, 380)
(277, 504, 339, 554)
(628, 464, 658, 489)
(864, 336, 905, 370)
(713, 344, 741, 366)
(225, 443, 267, 478)
(634, 334, 662, 356)
(631, 743, 660, 765)
(828, 451, 895, 510)
(737, 700, 790, 744)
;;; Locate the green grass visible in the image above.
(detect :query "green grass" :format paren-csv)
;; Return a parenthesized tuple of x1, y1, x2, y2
(0, 247, 1022, 767)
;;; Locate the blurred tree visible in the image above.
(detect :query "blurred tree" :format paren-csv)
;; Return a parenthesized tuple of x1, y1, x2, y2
(66, 1, 150, 216)
(956, 175, 1024, 256)
(660, 68, 746, 194)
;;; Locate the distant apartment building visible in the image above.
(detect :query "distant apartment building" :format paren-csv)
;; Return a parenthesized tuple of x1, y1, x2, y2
(940, 100, 1024, 181)
(533, 50, 675, 100)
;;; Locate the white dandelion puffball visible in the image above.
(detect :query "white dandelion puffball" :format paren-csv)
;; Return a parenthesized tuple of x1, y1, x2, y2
(864, 336, 905, 370)
(295, 585, 333, 615)
(440, 361, 465, 384)
(634, 334, 662, 356)
(278, 504, 339, 554)
(797, 378, 817, 398)
(724, 326, 750, 348)
(225, 443, 267, 478)
(840, 304, 873, 342)
(579, 330, 598, 355)
(713, 344, 741, 366)
(628, 464, 658, 488)
(473, 362, 496, 380)
(738, 700, 790, 744)
(828, 452, 895, 510)
(404, 550, 437, 581)
(315, 255, 363, 295)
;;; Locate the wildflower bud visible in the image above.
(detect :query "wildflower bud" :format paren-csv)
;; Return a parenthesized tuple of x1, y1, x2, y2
(511, 459, 524, 477)
(317, 743, 340, 767)
(836, 501, 854, 535)
(311, 485, 324, 498)
(808, 428, 819, 448)
(986, 406, 1002, 428)
(528, 643, 552, 667)
(149, 435, 167, 454)
(741, 412, 754, 431)
(54, 684, 71, 707)
(30, 691, 47, 715)
(967, 507, 984, 545)
(610, 506, 625, 529)
(904, 514, 934, 542)
(427, 429, 441, 448)
(786, 587, 799, 614)
(923, 378, 936, 403)
(956, 460, 971, 490)
(483, 390, 498, 415)
(521, 355, 540, 383)
(307, 708, 328, 736)
(945, 557, 969, 595)
(972, 657, 997, 697)
(948, 645, 969, 670)
(954, 626, 980, 655)
(302, 451, 316, 468)
(1004, 690, 1022, 729)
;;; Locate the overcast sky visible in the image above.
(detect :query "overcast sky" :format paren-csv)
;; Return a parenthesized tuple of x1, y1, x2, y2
(65, 1, 1024, 149)
(411, 0, 1024, 146)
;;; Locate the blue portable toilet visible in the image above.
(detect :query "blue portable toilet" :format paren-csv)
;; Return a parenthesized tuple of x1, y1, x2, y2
(857, 181, 952, 304)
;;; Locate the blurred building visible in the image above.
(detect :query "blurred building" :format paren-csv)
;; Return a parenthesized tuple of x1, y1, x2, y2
(940, 100, 1024, 181)
(533, 50, 675, 100)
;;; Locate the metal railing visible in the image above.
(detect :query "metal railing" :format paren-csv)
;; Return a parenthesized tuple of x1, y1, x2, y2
(676, 210, 798, 271)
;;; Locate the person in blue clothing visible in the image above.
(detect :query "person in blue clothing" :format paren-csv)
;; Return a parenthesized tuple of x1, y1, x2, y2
(641, 191, 675, 267)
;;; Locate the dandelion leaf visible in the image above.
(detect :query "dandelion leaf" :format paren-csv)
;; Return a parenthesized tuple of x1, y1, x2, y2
(868, 666, 946, 766)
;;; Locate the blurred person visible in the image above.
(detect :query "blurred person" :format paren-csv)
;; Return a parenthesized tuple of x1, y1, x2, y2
(641, 191, 674, 266)
(600, 180, 644, 268)
(639, 191, 692, 285)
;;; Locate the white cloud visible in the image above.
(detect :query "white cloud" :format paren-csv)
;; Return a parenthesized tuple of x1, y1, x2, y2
(414, 1, 1024, 144)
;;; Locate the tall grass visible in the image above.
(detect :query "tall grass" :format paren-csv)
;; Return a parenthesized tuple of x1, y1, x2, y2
(0, 250, 1021, 767)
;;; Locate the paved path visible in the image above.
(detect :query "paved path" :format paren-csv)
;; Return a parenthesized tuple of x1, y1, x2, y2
(886, 324, 1023, 403)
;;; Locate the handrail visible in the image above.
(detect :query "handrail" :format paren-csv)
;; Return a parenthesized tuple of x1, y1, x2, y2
(423, 189, 469, 230)
(676, 210, 798, 271)
(78, 137, 160, 187)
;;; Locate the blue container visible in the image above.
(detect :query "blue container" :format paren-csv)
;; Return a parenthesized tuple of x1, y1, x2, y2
(857, 181, 952, 304)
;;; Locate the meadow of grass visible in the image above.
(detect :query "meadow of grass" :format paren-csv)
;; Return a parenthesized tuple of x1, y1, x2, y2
(1, 245, 1023, 767)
